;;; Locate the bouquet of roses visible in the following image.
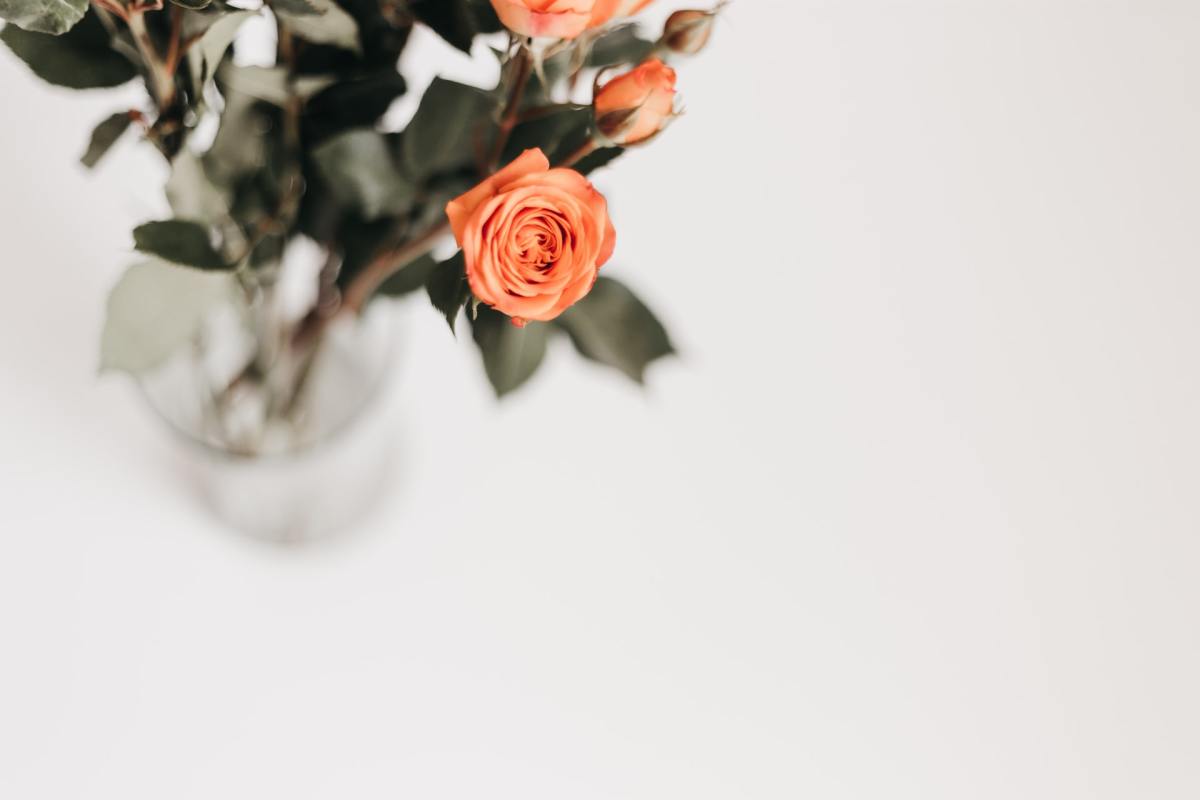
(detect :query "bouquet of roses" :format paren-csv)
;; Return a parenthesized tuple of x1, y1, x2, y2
(1, 0, 723, 448)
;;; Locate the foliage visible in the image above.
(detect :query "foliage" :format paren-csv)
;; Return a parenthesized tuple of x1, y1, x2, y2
(0, 0, 714, 402)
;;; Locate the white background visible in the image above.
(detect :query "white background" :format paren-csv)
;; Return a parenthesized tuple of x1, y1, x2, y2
(3, 1, 1200, 797)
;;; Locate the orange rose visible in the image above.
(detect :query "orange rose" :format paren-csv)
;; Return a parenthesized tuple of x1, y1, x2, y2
(446, 149, 617, 326)
(588, 0, 655, 27)
(490, 0, 599, 40)
(593, 58, 678, 145)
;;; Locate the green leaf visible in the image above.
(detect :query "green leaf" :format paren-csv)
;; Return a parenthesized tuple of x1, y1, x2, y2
(303, 71, 406, 144)
(202, 90, 271, 188)
(276, 0, 360, 53)
(216, 63, 336, 106)
(503, 105, 592, 167)
(471, 306, 549, 397)
(409, 0, 501, 54)
(378, 252, 438, 297)
(0, 0, 86, 35)
(0, 10, 137, 88)
(587, 24, 655, 68)
(553, 276, 674, 382)
(80, 111, 132, 169)
(574, 145, 623, 175)
(401, 77, 496, 181)
(425, 252, 471, 335)
(166, 151, 232, 222)
(187, 9, 256, 93)
(311, 128, 416, 220)
(133, 220, 231, 270)
(169, 0, 212, 9)
(270, 0, 321, 15)
(100, 261, 238, 375)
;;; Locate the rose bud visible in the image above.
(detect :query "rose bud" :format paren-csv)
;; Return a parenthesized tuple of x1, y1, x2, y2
(662, 8, 720, 56)
(445, 148, 616, 326)
(593, 58, 678, 145)
(490, 0, 600, 40)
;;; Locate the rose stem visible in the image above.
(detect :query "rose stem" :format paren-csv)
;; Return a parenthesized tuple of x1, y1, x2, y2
(486, 41, 534, 171)
(126, 10, 176, 109)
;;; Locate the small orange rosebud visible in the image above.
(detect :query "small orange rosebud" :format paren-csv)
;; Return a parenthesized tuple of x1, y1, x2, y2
(662, 8, 720, 56)
(593, 58, 678, 145)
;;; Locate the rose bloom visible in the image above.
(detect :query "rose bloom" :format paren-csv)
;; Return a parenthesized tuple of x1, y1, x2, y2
(588, 0, 655, 27)
(489, 0, 654, 38)
(490, 0, 598, 40)
(594, 58, 678, 145)
(446, 148, 616, 326)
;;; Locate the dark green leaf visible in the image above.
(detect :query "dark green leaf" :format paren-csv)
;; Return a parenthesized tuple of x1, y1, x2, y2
(292, 0, 410, 73)
(425, 251, 471, 334)
(186, 9, 255, 94)
(574, 145, 623, 175)
(169, 0, 212, 9)
(378, 252, 438, 297)
(471, 306, 549, 397)
(401, 77, 496, 181)
(276, 0, 360, 52)
(80, 111, 132, 169)
(270, 0, 321, 15)
(133, 220, 231, 270)
(503, 105, 592, 167)
(303, 71, 406, 145)
(311, 128, 416, 219)
(553, 276, 674, 382)
(0, 0, 86, 35)
(587, 24, 655, 68)
(1, 10, 137, 88)
(409, 0, 501, 53)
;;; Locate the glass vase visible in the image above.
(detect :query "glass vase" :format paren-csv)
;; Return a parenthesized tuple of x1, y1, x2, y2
(138, 301, 400, 543)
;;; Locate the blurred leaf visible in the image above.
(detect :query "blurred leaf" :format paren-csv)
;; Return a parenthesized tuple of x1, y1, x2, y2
(378, 252, 438, 297)
(291, 0, 409, 73)
(401, 77, 496, 180)
(276, 0, 360, 53)
(169, 0, 212, 9)
(426, 251, 471, 334)
(0, 10, 137, 88)
(311, 128, 416, 219)
(409, 0, 501, 53)
(204, 91, 272, 188)
(270, 0, 321, 15)
(303, 71, 405, 144)
(0, 0, 86, 35)
(187, 9, 256, 93)
(217, 64, 335, 105)
(503, 105, 591, 167)
(100, 261, 237, 375)
(553, 276, 673, 382)
(166, 151, 232, 222)
(133, 219, 231, 270)
(80, 111, 132, 169)
(522, 47, 573, 105)
(587, 24, 655, 68)
(471, 306, 549, 397)
(573, 145, 623, 175)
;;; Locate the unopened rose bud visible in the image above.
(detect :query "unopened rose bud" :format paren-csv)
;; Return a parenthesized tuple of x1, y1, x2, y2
(593, 58, 678, 146)
(662, 8, 719, 56)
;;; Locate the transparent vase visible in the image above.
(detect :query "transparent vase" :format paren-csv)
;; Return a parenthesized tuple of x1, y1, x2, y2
(139, 300, 400, 543)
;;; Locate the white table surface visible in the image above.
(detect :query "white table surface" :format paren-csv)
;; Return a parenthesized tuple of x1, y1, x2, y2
(3, 1, 1199, 797)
